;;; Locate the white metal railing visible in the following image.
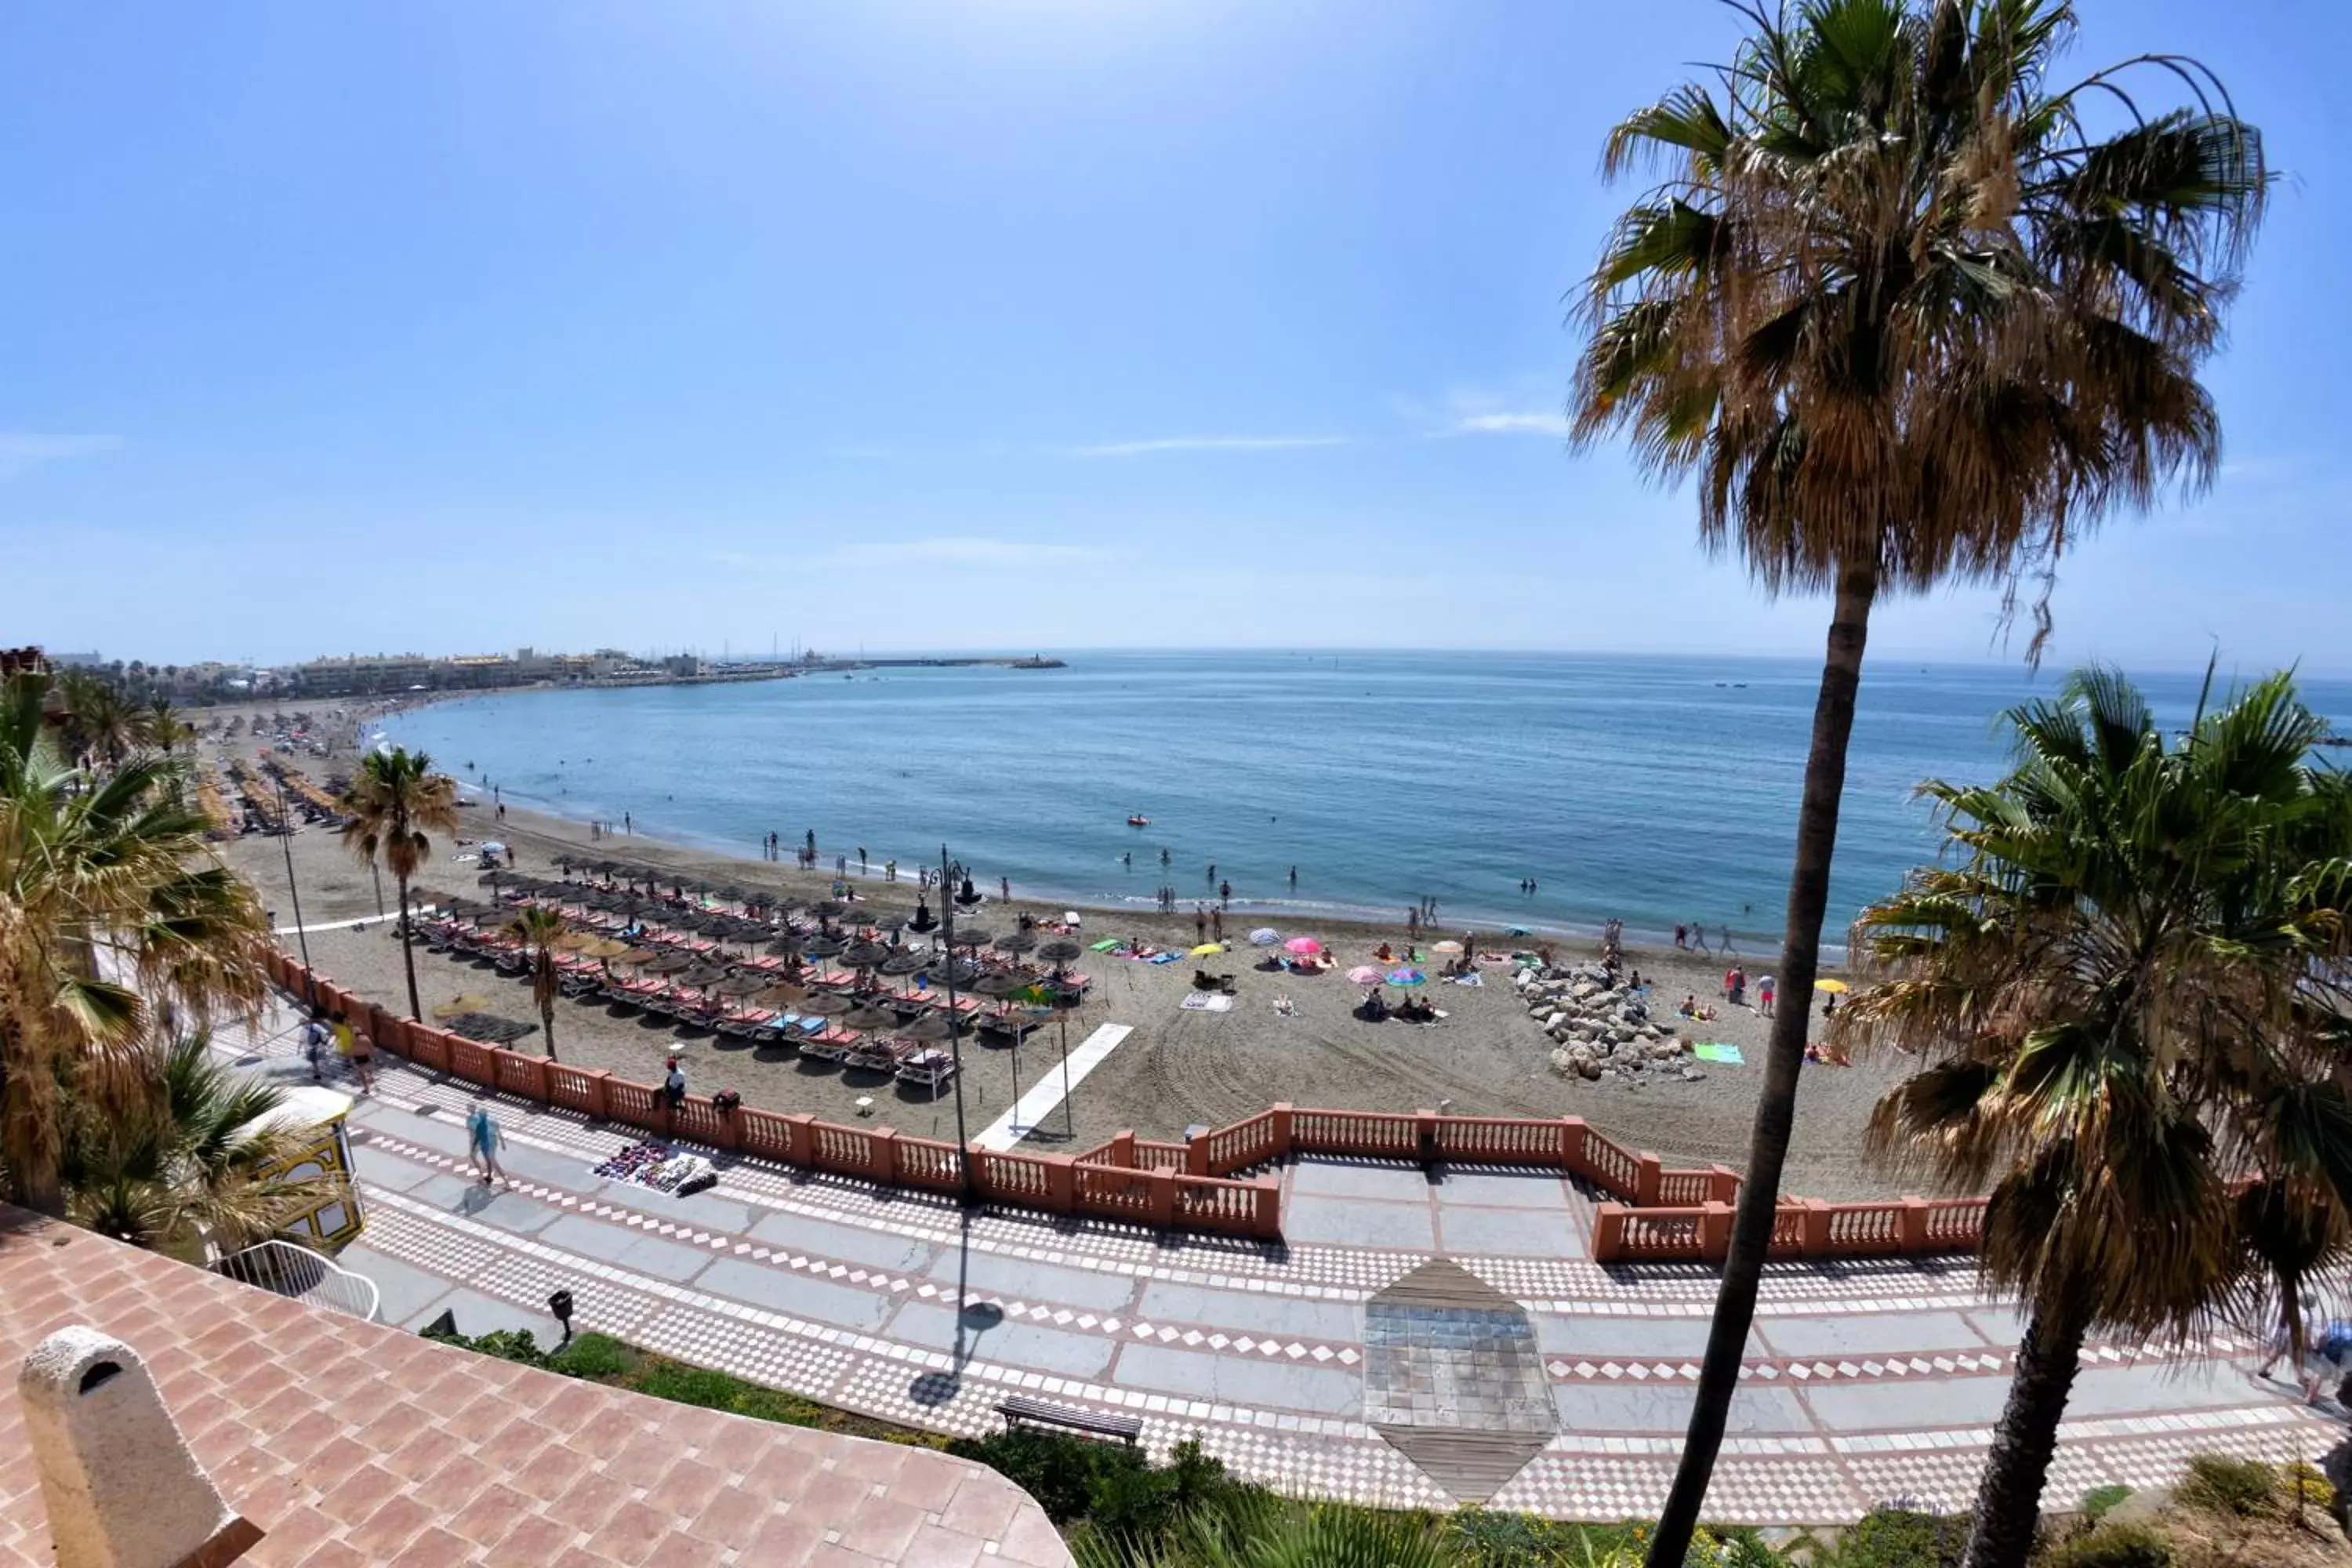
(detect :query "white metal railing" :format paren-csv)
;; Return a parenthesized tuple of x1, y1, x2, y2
(213, 1240, 382, 1323)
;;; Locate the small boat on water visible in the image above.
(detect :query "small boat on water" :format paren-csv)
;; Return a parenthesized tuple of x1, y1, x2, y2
(1126, 814, 1150, 827)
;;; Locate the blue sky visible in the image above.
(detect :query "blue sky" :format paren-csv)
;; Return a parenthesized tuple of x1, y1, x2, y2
(2, 1, 2343, 670)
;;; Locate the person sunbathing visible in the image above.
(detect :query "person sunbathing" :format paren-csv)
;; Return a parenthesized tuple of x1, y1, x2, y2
(1375, 942, 1394, 961)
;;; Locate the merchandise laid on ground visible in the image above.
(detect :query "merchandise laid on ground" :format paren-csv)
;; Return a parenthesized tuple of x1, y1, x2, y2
(216, 987, 2337, 1526)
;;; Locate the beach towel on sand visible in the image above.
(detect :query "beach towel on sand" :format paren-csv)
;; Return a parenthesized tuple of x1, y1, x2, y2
(1089, 938, 1120, 952)
(1693, 1042, 1744, 1065)
(1179, 993, 1234, 1012)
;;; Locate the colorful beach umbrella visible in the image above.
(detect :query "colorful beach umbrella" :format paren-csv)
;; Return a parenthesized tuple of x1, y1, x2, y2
(1283, 937, 1322, 956)
(1431, 940, 1465, 955)
(1814, 978, 1849, 993)
(1387, 967, 1425, 986)
(1189, 942, 1225, 956)
(1248, 928, 1280, 946)
(1346, 965, 1385, 984)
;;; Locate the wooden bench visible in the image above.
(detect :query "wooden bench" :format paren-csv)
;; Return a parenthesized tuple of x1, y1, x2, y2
(995, 1395, 1143, 1446)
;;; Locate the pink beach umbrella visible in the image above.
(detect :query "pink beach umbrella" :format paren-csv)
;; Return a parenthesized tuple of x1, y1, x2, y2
(1284, 937, 1323, 956)
(1345, 965, 1385, 984)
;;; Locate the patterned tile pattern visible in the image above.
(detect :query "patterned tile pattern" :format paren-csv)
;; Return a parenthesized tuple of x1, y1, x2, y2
(200, 995, 2350, 1527)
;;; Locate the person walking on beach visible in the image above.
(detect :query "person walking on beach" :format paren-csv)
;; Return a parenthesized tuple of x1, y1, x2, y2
(624, 811, 631, 835)
(1406, 906, 1419, 935)
(886, 858, 897, 883)
(1757, 975, 1775, 1017)
(1211, 908, 1224, 942)
(859, 847, 869, 872)
(1690, 922, 1709, 954)
(1195, 906, 1208, 943)
(466, 1103, 508, 1187)
(1218, 879, 1231, 909)
(1000, 875, 1011, 902)
(1675, 924, 1687, 949)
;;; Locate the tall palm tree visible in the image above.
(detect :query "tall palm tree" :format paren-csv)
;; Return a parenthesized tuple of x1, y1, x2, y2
(54, 669, 141, 774)
(1569, 5, 2267, 1550)
(61, 1032, 334, 1259)
(142, 696, 192, 757)
(0, 672, 271, 1217)
(339, 746, 459, 1022)
(504, 905, 564, 1061)
(1844, 668, 2352, 1568)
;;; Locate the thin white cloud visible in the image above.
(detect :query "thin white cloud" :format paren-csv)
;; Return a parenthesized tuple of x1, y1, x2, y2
(1451, 412, 1571, 437)
(1065, 435, 1351, 459)
(830, 537, 1117, 567)
(763, 538, 1121, 569)
(0, 431, 122, 479)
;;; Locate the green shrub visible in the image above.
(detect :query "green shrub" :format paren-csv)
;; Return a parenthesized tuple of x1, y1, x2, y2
(1831, 1508, 1968, 1568)
(423, 1325, 552, 1367)
(546, 1331, 632, 1379)
(626, 1359, 828, 1427)
(2282, 1461, 2334, 1510)
(2077, 1486, 2131, 1524)
(2175, 1454, 2274, 1519)
(1447, 1508, 1637, 1564)
(2039, 1523, 2170, 1568)
(950, 1428, 1156, 1527)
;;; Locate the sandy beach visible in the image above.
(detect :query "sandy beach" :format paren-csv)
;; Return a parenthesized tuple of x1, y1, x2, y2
(208, 708, 1918, 1201)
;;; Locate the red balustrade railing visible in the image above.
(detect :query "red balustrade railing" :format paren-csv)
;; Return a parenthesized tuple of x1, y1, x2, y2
(270, 951, 1989, 1261)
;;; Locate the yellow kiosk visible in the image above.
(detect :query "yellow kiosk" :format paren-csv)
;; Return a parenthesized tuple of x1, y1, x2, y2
(244, 1085, 365, 1247)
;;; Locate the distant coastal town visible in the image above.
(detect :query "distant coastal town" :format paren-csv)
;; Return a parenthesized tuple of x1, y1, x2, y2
(9, 644, 1066, 705)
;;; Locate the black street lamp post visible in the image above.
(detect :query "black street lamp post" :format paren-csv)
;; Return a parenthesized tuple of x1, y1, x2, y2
(939, 844, 975, 1205)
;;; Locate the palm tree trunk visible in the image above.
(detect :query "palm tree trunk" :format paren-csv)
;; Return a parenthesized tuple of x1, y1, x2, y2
(1648, 559, 1878, 1566)
(1962, 1304, 2087, 1568)
(542, 980, 558, 1062)
(396, 874, 423, 1022)
(0, 1038, 65, 1218)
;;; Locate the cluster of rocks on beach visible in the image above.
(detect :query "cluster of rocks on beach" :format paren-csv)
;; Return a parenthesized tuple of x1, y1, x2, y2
(1514, 960, 1704, 1087)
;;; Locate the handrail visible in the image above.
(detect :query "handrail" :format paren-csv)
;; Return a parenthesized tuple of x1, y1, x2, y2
(215, 1238, 382, 1322)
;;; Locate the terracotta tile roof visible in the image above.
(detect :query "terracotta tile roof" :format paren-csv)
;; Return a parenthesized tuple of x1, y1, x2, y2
(0, 1207, 1071, 1567)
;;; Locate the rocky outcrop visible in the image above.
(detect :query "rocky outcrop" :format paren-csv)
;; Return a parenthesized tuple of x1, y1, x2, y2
(1515, 962, 1698, 1085)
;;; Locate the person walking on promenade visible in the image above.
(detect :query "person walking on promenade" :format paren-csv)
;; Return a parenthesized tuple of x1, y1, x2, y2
(303, 1013, 329, 1083)
(662, 1056, 688, 1112)
(467, 1103, 509, 1187)
(340, 1013, 376, 1094)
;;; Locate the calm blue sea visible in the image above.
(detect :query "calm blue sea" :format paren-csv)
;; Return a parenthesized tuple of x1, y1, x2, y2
(378, 652, 2349, 951)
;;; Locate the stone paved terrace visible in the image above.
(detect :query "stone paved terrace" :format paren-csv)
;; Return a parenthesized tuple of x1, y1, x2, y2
(215, 994, 2343, 1527)
(0, 1205, 1073, 1567)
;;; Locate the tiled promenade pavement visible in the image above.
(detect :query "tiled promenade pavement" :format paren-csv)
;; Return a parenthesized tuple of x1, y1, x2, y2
(216, 1000, 2341, 1526)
